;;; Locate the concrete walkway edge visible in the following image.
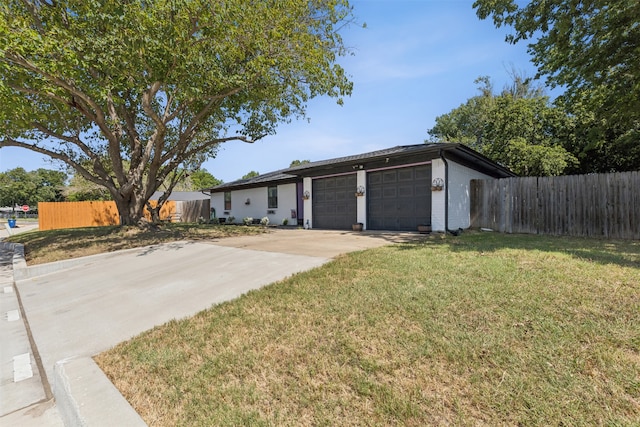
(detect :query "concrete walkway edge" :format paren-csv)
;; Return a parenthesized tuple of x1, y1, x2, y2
(53, 357, 146, 427)
(13, 247, 142, 281)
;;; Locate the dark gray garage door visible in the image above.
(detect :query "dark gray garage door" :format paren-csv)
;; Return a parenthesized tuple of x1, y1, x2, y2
(312, 174, 357, 229)
(367, 165, 431, 231)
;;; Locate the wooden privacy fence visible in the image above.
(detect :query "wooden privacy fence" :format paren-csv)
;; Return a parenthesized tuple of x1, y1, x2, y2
(38, 201, 177, 231)
(470, 171, 640, 239)
(176, 199, 211, 223)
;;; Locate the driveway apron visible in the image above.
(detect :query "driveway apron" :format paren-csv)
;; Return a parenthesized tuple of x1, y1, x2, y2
(15, 241, 329, 386)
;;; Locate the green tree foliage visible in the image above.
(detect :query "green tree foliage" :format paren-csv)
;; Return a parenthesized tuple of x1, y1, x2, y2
(242, 171, 260, 180)
(31, 168, 67, 203)
(0, 0, 354, 224)
(0, 167, 67, 207)
(428, 77, 577, 176)
(0, 168, 33, 208)
(474, 0, 640, 126)
(65, 173, 112, 201)
(188, 169, 222, 190)
(290, 159, 311, 167)
(473, 0, 640, 172)
(556, 98, 640, 174)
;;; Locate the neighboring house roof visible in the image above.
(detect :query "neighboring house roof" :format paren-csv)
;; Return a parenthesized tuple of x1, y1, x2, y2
(209, 143, 515, 192)
(150, 191, 210, 201)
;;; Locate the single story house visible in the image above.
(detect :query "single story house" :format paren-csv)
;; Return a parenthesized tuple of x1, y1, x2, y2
(209, 143, 515, 232)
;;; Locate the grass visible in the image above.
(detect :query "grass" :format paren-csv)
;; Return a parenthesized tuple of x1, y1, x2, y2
(5, 223, 267, 265)
(93, 233, 640, 426)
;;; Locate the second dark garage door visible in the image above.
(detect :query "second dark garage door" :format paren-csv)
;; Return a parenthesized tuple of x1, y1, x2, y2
(367, 164, 431, 231)
(312, 174, 357, 229)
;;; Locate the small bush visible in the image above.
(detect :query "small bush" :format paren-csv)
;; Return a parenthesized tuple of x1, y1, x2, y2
(261, 216, 269, 226)
(243, 217, 253, 226)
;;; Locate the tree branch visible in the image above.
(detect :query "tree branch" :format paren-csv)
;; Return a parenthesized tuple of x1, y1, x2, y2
(3, 52, 118, 147)
(0, 137, 108, 186)
(105, 90, 126, 185)
(182, 87, 243, 137)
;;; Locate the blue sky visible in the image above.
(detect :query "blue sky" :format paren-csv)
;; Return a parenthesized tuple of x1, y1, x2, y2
(0, 0, 552, 182)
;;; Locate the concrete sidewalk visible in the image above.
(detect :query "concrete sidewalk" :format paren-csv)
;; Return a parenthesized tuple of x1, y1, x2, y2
(1, 222, 62, 425)
(1, 228, 424, 426)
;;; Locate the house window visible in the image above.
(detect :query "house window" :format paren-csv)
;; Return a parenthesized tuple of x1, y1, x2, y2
(224, 191, 231, 210)
(268, 186, 278, 209)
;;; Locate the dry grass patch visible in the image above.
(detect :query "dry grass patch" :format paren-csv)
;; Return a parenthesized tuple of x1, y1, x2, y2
(96, 233, 640, 426)
(6, 223, 267, 265)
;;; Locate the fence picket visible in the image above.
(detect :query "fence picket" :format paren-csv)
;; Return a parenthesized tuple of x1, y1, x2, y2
(38, 201, 177, 231)
(470, 171, 640, 239)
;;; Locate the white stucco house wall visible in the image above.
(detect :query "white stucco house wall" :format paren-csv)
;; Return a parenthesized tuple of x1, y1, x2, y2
(210, 171, 302, 225)
(209, 143, 514, 232)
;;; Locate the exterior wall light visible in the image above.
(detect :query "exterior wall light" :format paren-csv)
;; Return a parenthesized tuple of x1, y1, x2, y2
(431, 178, 444, 191)
(303, 190, 311, 200)
(355, 185, 366, 196)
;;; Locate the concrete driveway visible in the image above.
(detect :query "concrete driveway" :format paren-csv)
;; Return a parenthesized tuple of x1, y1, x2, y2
(2, 229, 423, 426)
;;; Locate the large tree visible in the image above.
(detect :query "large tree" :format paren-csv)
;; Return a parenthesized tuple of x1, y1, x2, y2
(428, 76, 577, 176)
(0, 0, 354, 225)
(473, 0, 640, 171)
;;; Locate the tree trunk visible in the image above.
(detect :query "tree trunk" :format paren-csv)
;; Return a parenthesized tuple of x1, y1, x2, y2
(113, 193, 146, 226)
(145, 201, 162, 223)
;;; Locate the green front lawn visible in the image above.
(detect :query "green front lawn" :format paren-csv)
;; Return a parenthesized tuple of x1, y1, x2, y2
(96, 232, 640, 426)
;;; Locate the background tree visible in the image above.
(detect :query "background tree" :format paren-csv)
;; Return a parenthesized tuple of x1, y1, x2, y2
(0, 167, 67, 208)
(242, 171, 260, 180)
(188, 169, 223, 190)
(65, 172, 112, 201)
(290, 159, 311, 167)
(428, 76, 577, 176)
(31, 168, 67, 203)
(1, 0, 354, 225)
(473, 0, 640, 172)
(0, 168, 35, 208)
(163, 167, 222, 191)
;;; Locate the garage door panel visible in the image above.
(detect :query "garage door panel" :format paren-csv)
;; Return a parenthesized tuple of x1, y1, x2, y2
(369, 187, 383, 200)
(383, 187, 397, 198)
(367, 165, 432, 231)
(369, 173, 382, 185)
(415, 183, 430, 193)
(383, 171, 397, 183)
(313, 174, 357, 229)
(415, 200, 430, 211)
(398, 169, 414, 181)
(413, 166, 431, 181)
(397, 184, 414, 198)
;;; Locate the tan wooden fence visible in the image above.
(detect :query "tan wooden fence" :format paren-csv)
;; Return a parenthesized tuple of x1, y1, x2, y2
(38, 201, 177, 231)
(470, 171, 640, 239)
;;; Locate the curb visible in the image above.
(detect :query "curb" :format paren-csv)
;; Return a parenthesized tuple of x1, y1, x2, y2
(53, 357, 146, 427)
(12, 247, 143, 281)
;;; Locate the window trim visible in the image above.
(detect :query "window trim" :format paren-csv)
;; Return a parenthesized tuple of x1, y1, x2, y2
(224, 191, 231, 210)
(267, 185, 278, 209)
